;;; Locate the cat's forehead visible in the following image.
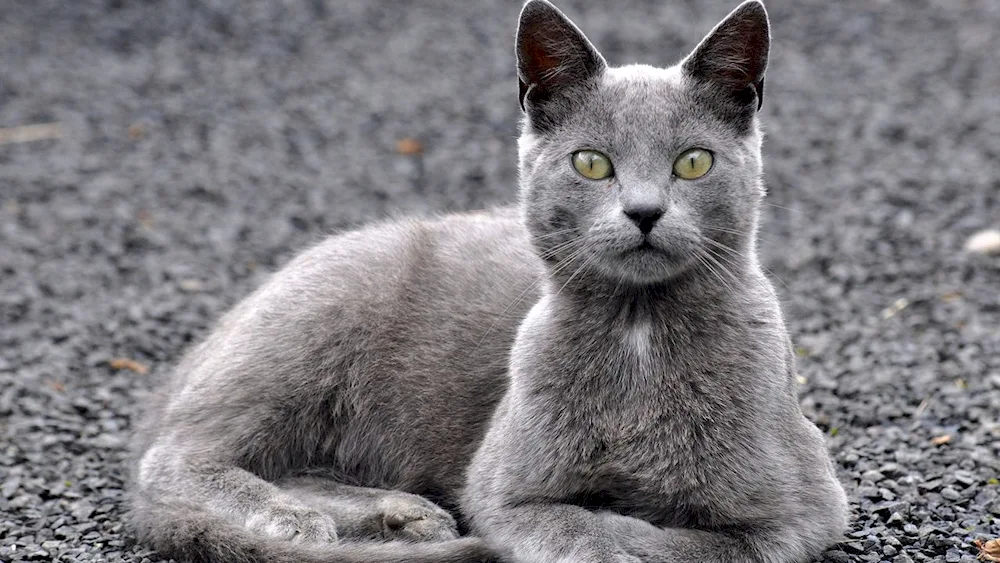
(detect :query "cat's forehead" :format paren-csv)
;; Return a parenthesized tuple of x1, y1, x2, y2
(604, 64, 685, 90)
(592, 64, 695, 131)
(556, 64, 728, 152)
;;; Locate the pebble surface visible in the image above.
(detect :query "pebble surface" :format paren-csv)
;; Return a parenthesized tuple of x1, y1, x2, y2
(1, 1, 998, 562)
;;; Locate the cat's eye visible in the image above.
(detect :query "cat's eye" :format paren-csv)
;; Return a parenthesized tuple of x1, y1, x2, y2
(572, 150, 614, 180)
(673, 148, 714, 180)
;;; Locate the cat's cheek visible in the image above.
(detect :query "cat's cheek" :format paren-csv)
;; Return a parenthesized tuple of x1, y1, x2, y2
(523, 206, 550, 244)
(698, 201, 734, 231)
(547, 206, 578, 234)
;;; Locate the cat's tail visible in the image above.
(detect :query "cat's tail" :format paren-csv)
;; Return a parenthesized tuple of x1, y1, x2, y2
(128, 496, 500, 563)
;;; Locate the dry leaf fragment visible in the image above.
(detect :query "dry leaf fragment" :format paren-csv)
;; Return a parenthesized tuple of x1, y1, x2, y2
(128, 122, 147, 140)
(178, 279, 204, 293)
(395, 137, 423, 155)
(109, 358, 149, 375)
(880, 297, 910, 320)
(975, 538, 1000, 562)
(136, 209, 155, 231)
(0, 122, 63, 145)
(930, 434, 952, 446)
(941, 291, 964, 303)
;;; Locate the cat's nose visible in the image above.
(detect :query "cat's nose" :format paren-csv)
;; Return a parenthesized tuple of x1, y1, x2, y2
(623, 206, 664, 235)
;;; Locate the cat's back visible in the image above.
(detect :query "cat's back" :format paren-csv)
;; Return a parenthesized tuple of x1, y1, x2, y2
(170, 207, 543, 392)
(294, 206, 542, 319)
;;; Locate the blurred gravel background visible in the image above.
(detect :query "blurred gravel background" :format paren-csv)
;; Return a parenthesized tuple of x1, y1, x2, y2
(1, 0, 999, 561)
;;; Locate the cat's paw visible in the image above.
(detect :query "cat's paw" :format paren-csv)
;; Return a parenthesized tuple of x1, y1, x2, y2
(245, 503, 338, 543)
(376, 492, 459, 542)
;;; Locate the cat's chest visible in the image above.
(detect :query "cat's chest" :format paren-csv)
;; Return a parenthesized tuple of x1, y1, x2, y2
(580, 405, 773, 528)
(558, 322, 773, 520)
(621, 317, 655, 360)
(561, 318, 725, 421)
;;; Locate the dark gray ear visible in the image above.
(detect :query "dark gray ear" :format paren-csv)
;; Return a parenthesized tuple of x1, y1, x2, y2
(516, 0, 606, 112)
(682, 0, 770, 111)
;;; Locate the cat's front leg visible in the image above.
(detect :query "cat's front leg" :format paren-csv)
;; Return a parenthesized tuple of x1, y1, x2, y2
(598, 511, 746, 563)
(597, 511, 832, 563)
(462, 409, 639, 563)
(468, 501, 640, 563)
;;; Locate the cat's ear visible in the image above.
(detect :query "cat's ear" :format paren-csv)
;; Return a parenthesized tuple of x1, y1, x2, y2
(682, 0, 770, 111)
(516, 0, 606, 113)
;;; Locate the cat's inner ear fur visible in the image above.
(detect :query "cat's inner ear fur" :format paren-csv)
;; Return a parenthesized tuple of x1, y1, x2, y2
(682, 0, 770, 111)
(516, 0, 606, 114)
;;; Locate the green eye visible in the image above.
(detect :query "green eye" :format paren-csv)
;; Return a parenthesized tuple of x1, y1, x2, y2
(673, 148, 713, 180)
(572, 150, 613, 180)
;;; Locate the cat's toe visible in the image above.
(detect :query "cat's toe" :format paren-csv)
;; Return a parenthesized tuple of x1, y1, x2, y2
(295, 509, 339, 543)
(245, 505, 338, 543)
(381, 510, 459, 542)
(377, 495, 459, 541)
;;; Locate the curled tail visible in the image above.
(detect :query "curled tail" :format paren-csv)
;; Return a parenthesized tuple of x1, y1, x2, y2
(128, 496, 499, 563)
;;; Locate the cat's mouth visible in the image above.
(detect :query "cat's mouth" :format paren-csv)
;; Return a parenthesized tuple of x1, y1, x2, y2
(629, 240, 661, 254)
(588, 230, 701, 284)
(604, 237, 699, 283)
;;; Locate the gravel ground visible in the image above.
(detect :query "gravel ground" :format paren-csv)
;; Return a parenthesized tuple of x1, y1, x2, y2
(2, 1, 999, 562)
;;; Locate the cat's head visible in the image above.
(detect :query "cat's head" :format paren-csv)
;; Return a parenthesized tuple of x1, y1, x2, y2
(516, 0, 769, 287)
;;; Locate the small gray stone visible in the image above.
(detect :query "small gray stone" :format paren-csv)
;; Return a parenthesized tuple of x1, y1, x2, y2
(1, 477, 20, 499)
(940, 487, 962, 501)
(858, 486, 881, 499)
(919, 479, 943, 492)
(862, 470, 886, 482)
(880, 463, 905, 478)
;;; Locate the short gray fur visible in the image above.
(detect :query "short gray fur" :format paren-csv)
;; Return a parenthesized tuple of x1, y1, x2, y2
(127, 1, 849, 562)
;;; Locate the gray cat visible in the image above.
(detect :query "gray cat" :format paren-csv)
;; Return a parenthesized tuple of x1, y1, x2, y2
(128, 1, 849, 562)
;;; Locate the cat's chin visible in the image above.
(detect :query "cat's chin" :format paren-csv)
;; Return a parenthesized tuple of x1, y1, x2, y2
(592, 245, 698, 286)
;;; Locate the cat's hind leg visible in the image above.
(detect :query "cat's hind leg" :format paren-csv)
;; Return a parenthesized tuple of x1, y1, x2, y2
(277, 475, 460, 542)
(130, 446, 495, 563)
(596, 511, 844, 563)
(133, 443, 340, 543)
